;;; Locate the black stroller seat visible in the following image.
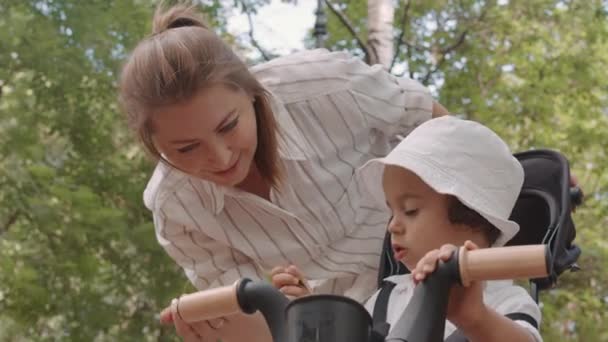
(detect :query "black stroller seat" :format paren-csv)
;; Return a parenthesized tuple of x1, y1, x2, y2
(371, 149, 583, 341)
(376, 149, 583, 299)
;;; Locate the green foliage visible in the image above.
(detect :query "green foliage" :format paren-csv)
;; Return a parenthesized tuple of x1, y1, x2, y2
(0, 0, 192, 340)
(393, 1, 608, 339)
(1, 0, 606, 340)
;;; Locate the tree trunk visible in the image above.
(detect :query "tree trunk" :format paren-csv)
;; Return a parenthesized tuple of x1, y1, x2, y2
(367, 0, 394, 69)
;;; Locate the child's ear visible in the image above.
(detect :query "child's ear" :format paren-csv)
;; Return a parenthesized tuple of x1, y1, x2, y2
(466, 229, 492, 249)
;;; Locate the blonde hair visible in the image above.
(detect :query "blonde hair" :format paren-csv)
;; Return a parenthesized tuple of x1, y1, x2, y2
(119, 3, 282, 188)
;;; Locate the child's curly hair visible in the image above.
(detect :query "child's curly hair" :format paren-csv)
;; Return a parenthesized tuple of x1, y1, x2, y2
(447, 195, 502, 245)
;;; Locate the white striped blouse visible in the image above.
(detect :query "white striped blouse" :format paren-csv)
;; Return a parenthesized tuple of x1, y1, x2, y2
(143, 49, 433, 303)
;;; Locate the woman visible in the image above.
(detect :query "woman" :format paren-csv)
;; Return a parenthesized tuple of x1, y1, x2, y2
(119, 3, 448, 341)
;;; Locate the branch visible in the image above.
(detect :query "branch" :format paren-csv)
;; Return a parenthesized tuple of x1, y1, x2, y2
(324, 0, 370, 60)
(440, 29, 468, 55)
(239, 0, 271, 61)
(422, 29, 468, 84)
(420, 0, 488, 82)
(407, 45, 413, 78)
(395, 45, 414, 78)
(476, 68, 498, 99)
(1, 210, 20, 236)
(391, 0, 411, 70)
(391, 1, 429, 70)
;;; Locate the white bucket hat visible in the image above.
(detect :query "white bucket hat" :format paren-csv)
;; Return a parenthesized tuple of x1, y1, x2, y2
(358, 116, 524, 247)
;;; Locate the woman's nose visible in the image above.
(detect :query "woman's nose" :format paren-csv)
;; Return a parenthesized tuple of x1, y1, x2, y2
(204, 143, 232, 169)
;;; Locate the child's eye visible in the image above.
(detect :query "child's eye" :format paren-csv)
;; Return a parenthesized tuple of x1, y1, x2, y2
(404, 209, 419, 216)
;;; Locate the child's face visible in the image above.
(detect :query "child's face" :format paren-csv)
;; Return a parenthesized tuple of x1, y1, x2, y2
(382, 165, 480, 270)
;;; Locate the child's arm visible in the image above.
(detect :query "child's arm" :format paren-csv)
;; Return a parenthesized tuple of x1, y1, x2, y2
(413, 240, 539, 342)
(457, 306, 537, 342)
(270, 265, 312, 298)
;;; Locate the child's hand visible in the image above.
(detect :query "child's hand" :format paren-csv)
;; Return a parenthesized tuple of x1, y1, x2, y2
(411, 240, 488, 329)
(270, 265, 311, 299)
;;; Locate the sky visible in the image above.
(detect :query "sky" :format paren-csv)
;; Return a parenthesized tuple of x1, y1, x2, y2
(225, 0, 316, 57)
(222, 0, 412, 79)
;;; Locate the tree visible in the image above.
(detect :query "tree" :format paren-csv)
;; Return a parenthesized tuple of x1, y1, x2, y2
(0, 0, 223, 340)
(316, 0, 608, 339)
(1, 0, 607, 341)
(366, 0, 394, 67)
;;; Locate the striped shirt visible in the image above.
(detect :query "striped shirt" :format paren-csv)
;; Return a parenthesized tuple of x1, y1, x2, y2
(143, 49, 433, 303)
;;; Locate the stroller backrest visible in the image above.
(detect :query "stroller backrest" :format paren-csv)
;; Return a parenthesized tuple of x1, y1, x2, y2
(506, 149, 581, 290)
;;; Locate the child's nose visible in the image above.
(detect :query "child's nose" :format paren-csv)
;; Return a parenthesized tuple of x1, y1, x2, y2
(387, 216, 405, 234)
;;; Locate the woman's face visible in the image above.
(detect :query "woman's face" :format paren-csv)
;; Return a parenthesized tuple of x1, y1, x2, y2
(151, 83, 258, 187)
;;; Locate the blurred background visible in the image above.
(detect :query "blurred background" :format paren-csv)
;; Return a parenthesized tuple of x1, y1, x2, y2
(0, 0, 606, 340)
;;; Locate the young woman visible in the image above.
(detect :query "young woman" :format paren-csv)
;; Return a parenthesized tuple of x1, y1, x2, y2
(119, 3, 448, 341)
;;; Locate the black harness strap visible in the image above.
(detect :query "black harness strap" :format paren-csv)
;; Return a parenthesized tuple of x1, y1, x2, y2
(370, 281, 397, 342)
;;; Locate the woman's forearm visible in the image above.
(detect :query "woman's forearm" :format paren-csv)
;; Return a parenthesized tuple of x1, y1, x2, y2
(432, 101, 450, 117)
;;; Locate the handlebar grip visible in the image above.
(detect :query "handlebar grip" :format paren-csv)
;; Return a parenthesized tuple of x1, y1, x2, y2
(174, 281, 241, 323)
(458, 245, 550, 287)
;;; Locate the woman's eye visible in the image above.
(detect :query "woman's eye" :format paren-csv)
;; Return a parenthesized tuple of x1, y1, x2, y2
(177, 143, 199, 153)
(219, 117, 239, 134)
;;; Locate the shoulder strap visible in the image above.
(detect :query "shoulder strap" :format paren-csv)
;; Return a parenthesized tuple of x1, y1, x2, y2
(445, 312, 539, 342)
(370, 281, 397, 342)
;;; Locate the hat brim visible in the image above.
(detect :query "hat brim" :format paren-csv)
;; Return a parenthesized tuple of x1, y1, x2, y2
(357, 151, 519, 247)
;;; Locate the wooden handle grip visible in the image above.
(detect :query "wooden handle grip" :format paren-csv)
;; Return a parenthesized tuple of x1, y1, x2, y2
(459, 245, 550, 286)
(174, 282, 241, 323)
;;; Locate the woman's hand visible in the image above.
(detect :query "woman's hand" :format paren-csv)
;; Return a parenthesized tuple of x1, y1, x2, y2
(270, 264, 312, 299)
(411, 240, 488, 329)
(159, 298, 227, 342)
(432, 101, 450, 117)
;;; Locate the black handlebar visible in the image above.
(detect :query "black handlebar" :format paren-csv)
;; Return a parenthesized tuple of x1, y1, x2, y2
(570, 187, 584, 207)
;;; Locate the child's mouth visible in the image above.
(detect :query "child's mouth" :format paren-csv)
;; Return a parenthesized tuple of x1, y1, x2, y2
(392, 244, 408, 261)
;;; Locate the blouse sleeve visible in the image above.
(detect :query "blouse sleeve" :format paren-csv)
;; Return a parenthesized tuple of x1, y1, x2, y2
(153, 201, 265, 290)
(346, 57, 434, 138)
